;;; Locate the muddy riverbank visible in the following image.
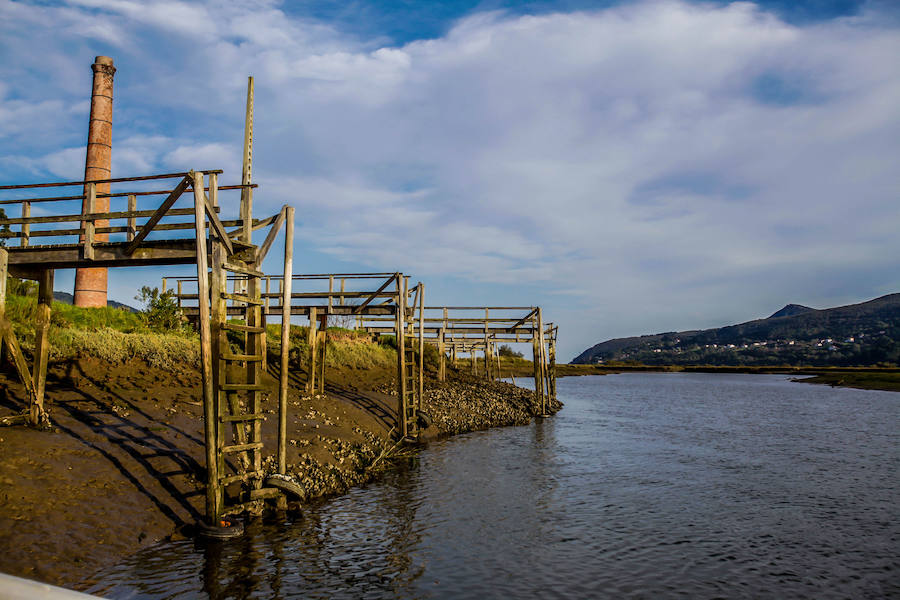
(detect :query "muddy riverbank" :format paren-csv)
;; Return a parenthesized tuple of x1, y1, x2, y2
(0, 356, 559, 590)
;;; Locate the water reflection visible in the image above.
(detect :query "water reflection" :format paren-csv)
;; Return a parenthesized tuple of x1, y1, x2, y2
(89, 374, 900, 599)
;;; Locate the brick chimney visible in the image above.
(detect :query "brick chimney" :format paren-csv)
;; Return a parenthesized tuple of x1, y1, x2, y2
(74, 56, 115, 307)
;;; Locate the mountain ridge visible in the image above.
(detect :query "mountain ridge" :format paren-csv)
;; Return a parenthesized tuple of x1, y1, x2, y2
(572, 293, 900, 367)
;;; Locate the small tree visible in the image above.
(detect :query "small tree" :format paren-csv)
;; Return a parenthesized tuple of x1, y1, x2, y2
(498, 344, 523, 358)
(135, 286, 188, 333)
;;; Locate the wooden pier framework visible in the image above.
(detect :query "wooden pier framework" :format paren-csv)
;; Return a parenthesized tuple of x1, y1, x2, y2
(0, 167, 298, 526)
(166, 271, 430, 440)
(359, 305, 558, 413)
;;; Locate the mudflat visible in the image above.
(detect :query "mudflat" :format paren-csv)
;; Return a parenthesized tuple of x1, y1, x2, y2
(0, 356, 556, 590)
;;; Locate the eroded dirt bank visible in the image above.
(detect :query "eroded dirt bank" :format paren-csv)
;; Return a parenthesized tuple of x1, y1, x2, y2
(0, 357, 560, 590)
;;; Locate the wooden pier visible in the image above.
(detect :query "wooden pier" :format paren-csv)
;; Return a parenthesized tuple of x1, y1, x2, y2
(0, 67, 560, 535)
(166, 271, 430, 440)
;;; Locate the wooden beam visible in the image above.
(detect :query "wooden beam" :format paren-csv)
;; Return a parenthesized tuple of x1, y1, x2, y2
(203, 173, 234, 256)
(124, 174, 191, 255)
(418, 282, 424, 413)
(255, 206, 286, 263)
(354, 273, 398, 314)
(83, 183, 95, 260)
(192, 171, 221, 522)
(126, 194, 136, 241)
(0, 170, 221, 191)
(277, 206, 294, 474)
(396, 276, 407, 438)
(20, 202, 29, 248)
(31, 269, 53, 426)
(307, 307, 317, 394)
(241, 77, 254, 243)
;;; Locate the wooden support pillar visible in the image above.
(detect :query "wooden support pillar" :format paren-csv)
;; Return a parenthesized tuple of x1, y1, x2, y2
(417, 283, 424, 413)
(0, 248, 6, 367)
(277, 207, 294, 475)
(532, 332, 544, 413)
(395, 276, 408, 439)
(537, 308, 548, 414)
(193, 171, 221, 523)
(126, 194, 136, 242)
(316, 314, 326, 395)
(549, 337, 557, 401)
(209, 231, 229, 501)
(21, 202, 30, 248)
(31, 269, 53, 426)
(240, 76, 254, 244)
(438, 328, 446, 382)
(483, 308, 491, 380)
(306, 306, 317, 394)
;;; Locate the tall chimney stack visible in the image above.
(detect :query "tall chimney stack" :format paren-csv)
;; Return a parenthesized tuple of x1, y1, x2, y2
(74, 56, 115, 307)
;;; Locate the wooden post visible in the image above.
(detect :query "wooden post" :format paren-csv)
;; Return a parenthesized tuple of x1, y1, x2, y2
(395, 275, 407, 438)
(192, 171, 221, 523)
(483, 309, 491, 380)
(438, 327, 446, 382)
(127, 194, 136, 242)
(241, 77, 254, 244)
(209, 226, 229, 500)
(83, 182, 96, 261)
(328, 275, 334, 314)
(177, 280, 182, 309)
(417, 283, 424, 413)
(549, 337, 557, 401)
(277, 207, 294, 474)
(31, 269, 53, 426)
(317, 314, 326, 394)
(306, 307, 317, 394)
(162, 277, 168, 293)
(21, 202, 29, 248)
(0, 248, 6, 366)
(537, 308, 548, 414)
(532, 320, 544, 413)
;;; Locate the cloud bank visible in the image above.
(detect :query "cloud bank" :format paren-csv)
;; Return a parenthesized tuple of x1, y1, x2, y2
(1, 0, 898, 358)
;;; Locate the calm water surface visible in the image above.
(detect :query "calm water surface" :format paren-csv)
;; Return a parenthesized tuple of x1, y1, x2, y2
(88, 373, 899, 599)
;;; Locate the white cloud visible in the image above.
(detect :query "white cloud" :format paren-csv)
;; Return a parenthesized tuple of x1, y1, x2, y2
(1, 0, 899, 357)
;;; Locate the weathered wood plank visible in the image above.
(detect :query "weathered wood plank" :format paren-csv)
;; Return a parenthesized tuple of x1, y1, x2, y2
(255, 206, 286, 263)
(83, 183, 95, 260)
(31, 269, 53, 426)
(192, 171, 221, 522)
(124, 174, 191, 255)
(278, 206, 294, 474)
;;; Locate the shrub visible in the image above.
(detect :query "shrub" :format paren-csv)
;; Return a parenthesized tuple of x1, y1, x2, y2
(134, 286, 191, 334)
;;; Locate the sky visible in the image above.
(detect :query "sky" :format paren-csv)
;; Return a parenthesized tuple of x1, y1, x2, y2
(1, 0, 899, 360)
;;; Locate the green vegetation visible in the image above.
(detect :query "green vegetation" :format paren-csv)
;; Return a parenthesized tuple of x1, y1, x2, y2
(134, 286, 192, 334)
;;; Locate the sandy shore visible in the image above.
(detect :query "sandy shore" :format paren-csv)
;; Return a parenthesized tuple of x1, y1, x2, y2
(0, 357, 560, 590)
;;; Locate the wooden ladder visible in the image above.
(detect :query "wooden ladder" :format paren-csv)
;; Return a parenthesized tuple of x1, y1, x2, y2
(210, 242, 280, 515)
(401, 337, 418, 439)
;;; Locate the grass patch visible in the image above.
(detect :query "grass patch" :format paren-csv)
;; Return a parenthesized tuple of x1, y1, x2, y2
(5, 291, 198, 369)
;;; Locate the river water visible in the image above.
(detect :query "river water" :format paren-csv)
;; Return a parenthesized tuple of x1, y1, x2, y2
(87, 373, 898, 599)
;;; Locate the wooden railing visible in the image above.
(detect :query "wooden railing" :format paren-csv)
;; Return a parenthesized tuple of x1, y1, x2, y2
(0, 170, 257, 250)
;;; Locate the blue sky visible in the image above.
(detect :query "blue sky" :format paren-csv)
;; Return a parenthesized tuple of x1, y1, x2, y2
(1, 0, 899, 360)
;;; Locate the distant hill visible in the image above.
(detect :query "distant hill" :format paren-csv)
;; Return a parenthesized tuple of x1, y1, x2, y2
(769, 304, 813, 319)
(573, 294, 900, 367)
(53, 291, 139, 313)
